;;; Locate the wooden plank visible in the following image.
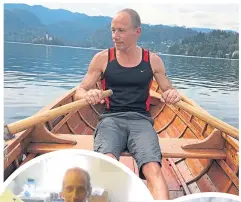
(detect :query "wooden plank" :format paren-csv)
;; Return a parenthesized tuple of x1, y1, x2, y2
(225, 142, 239, 170)
(196, 173, 218, 192)
(159, 138, 226, 159)
(222, 133, 239, 151)
(169, 190, 184, 199)
(205, 125, 214, 137)
(183, 129, 225, 150)
(74, 121, 88, 134)
(170, 116, 187, 136)
(177, 155, 217, 192)
(58, 123, 71, 134)
(79, 104, 97, 124)
(161, 158, 181, 190)
(157, 114, 176, 134)
(28, 143, 73, 153)
(185, 159, 209, 177)
(4, 143, 22, 169)
(179, 108, 192, 120)
(153, 119, 162, 132)
(183, 128, 198, 139)
(198, 158, 212, 168)
(90, 104, 100, 116)
(188, 182, 201, 193)
(67, 111, 83, 131)
(66, 121, 77, 134)
(168, 106, 201, 137)
(206, 161, 230, 192)
(176, 160, 193, 182)
(185, 159, 213, 187)
(151, 103, 165, 119)
(165, 118, 183, 138)
(228, 184, 239, 195)
(84, 127, 94, 136)
(93, 103, 104, 114)
(217, 160, 239, 189)
(4, 129, 32, 157)
(191, 116, 206, 132)
(51, 110, 79, 133)
(223, 167, 238, 193)
(154, 112, 171, 130)
(27, 135, 227, 159)
(168, 158, 191, 195)
(88, 115, 99, 129)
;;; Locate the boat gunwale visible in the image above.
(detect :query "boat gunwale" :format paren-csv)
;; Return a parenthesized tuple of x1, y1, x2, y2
(154, 87, 239, 151)
(4, 87, 79, 173)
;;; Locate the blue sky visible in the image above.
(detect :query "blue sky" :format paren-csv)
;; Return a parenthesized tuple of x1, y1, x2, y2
(25, 1, 240, 31)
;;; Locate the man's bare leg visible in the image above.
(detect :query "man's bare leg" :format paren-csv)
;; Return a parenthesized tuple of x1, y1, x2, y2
(142, 162, 169, 200)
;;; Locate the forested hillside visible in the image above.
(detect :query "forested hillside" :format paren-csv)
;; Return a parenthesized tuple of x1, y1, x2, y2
(4, 4, 239, 58)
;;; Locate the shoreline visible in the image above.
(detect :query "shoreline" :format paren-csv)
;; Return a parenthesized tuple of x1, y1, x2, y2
(4, 41, 239, 61)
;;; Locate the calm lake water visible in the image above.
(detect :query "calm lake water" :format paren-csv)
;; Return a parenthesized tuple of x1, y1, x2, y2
(4, 42, 239, 128)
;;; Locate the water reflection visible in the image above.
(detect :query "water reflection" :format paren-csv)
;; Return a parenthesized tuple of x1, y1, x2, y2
(162, 55, 239, 91)
(4, 42, 239, 128)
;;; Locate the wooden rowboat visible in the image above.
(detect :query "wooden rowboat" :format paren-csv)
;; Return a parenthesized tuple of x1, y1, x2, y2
(4, 80, 239, 199)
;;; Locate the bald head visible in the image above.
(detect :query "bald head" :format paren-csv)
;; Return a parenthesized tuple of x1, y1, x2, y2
(118, 8, 141, 28)
(111, 8, 141, 50)
(62, 167, 92, 202)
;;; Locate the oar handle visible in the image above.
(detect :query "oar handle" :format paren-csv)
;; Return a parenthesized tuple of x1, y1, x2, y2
(150, 90, 239, 140)
(5, 89, 113, 137)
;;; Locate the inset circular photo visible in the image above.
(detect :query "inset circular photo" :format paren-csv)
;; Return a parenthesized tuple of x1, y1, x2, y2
(3, 150, 154, 202)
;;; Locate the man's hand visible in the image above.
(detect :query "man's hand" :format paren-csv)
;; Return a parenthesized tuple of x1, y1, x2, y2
(83, 89, 105, 105)
(161, 88, 181, 104)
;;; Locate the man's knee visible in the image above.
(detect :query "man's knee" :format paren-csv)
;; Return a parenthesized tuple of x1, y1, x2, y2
(105, 153, 118, 160)
(142, 162, 162, 179)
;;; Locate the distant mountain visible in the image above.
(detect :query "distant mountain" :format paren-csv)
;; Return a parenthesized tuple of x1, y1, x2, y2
(4, 8, 47, 42)
(3, 3, 239, 58)
(4, 3, 112, 25)
(4, 3, 80, 25)
(4, 9, 44, 32)
(4, 9, 25, 32)
(4, 4, 198, 49)
(46, 16, 112, 44)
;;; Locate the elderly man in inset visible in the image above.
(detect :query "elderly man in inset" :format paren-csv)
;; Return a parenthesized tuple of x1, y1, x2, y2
(61, 167, 92, 202)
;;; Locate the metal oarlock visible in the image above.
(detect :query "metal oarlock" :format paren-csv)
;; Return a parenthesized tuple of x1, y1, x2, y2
(4, 124, 15, 141)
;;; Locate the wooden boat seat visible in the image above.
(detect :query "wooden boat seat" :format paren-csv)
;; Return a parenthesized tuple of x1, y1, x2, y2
(27, 129, 227, 159)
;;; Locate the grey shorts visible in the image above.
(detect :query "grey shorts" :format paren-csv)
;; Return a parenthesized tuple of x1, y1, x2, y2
(93, 112, 162, 179)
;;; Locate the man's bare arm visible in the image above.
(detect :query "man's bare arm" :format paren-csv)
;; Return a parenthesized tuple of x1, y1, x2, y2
(74, 50, 108, 104)
(150, 53, 181, 104)
(150, 53, 174, 91)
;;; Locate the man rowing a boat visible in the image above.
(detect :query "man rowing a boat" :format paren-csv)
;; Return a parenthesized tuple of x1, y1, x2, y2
(61, 167, 92, 202)
(74, 8, 181, 200)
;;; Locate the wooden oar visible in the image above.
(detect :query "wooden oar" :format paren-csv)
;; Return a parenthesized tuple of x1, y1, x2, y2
(4, 90, 113, 140)
(150, 90, 239, 140)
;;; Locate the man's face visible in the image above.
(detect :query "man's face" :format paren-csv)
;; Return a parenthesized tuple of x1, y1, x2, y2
(62, 170, 89, 202)
(111, 12, 141, 51)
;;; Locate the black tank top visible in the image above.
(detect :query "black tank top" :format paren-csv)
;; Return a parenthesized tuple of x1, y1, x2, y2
(101, 47, 153, 116)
